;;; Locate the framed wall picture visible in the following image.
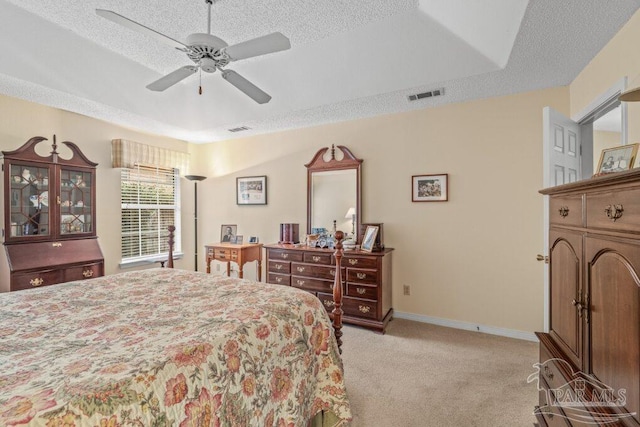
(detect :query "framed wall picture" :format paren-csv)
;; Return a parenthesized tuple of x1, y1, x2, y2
(220, 224, 237, 243)
(595, 143, 639, 176)
(412, 173, 448, 202)
(361, 225, 379, 252)
(237, 176, 267, 205)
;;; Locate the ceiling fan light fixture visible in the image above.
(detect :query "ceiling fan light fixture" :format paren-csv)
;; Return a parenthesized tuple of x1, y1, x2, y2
(200, 57, 217, 73)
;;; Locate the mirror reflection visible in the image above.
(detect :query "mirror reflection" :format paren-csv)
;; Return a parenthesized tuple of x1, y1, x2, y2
(310, 169, 357, 234)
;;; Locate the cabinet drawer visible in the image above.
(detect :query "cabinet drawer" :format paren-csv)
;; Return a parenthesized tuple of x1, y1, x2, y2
(342, 297, 378, 319)
(303, 252, 333, 265)
(347, 268, 378, 284)
(291, 263, 344, 281)
(539, 344, 569, 392)
(343, 255, 377, 269)
(586, 187, 640, 233)
(12, 269, 62, 291)
(63, 263, 103, 282)
(268, 260, 291, 274)
(317, 294, 377, 319)
(268, 249, 303, 262)
(215, 249, 231, 260)
(291, 276, 334, 293)
(549, 195, 583, 227)
(267, 272, 290, 286)
(347, 283, 378, 300)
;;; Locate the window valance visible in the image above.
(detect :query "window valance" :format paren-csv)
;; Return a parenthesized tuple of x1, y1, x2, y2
(111, 139, 190, 172)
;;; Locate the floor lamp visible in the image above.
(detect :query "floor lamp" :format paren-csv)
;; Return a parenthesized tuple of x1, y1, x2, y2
(185, 175, 207, 271)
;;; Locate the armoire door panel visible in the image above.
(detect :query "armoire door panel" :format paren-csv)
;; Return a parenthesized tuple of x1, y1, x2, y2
(549, 229, 583, 367)
(587, 237, 640, 425)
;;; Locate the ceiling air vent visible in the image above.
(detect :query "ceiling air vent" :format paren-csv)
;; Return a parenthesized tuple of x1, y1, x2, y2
(408, 88, 445, 102)
(228, 126, 251, 133)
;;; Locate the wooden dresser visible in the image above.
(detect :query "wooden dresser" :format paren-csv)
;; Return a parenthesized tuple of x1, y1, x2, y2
(264, 244, 393, 333)
(536, 169, 640, 426)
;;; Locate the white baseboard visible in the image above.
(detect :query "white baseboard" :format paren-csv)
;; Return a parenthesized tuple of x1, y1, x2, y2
(394, 311, 538, 342)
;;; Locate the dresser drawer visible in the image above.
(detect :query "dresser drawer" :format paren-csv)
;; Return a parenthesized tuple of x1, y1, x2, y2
(586, 187, 640, 234)
(539, 344, 569, 392)
(12, 269, 62, 291)
(268, 249, 303, 262)
(291, 276, 334, 293)
(347, 283, 377, 300)
(347, 268, 378, 284)
(343, 297, 378, 319)
(549, 194, 583, 227)
(267, 272, 290, 286)
(343, 255, 378, 269)
(268, 260, 291, 274)
(291, 263, 344, 281)
(303, 252, 333, 265)
(215, 248, 239, 261)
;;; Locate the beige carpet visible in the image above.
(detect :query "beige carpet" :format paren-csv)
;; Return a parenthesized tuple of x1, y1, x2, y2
(340, 319, 539, 427)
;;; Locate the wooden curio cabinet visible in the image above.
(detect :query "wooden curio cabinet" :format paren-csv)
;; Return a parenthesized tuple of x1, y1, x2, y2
(2, 136, 104, 291)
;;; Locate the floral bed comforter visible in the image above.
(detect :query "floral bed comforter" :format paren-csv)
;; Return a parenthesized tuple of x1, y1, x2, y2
(0, 268, 351, 426)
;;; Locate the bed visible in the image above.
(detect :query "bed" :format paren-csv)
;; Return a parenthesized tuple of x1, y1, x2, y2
(0, 266, 352, 426)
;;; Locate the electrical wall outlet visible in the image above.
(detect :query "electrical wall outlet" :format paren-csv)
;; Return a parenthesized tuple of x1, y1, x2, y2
(403, 285, 411, 295)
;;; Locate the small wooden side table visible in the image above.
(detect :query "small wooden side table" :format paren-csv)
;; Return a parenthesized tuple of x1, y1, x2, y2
(205, 243, 263, 281)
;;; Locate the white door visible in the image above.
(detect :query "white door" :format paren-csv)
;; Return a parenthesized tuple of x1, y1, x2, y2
(541, 107, 582, 332)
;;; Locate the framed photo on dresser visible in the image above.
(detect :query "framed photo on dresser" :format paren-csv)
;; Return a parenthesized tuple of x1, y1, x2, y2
(361, 225, 379, 252)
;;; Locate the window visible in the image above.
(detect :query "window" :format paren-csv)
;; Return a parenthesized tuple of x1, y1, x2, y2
(121, 165, 181, 265)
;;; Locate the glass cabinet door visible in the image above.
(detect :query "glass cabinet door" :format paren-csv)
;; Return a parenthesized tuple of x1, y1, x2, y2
(59, 168, 93, 235)
(9, 164, 50, 237)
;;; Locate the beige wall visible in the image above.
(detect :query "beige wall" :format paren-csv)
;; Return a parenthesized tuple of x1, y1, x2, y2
(571, 9, 640, 142)
(0, 94, 193, 292)
(192, 86, 570, 334)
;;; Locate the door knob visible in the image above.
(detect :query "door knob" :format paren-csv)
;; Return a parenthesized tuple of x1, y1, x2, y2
(536, 254, 549, 263)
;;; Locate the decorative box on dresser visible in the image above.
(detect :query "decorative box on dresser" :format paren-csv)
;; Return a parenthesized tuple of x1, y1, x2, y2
(2, 136, 104, 291)
(536, 169, 640, 426)
(264, 244, 393, 333)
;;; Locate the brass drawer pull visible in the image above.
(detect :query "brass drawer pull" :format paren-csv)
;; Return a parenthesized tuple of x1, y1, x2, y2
(330, 270, 336, 276)
(544, 365, 554, 381)
(356, 272, 367, 280)
(30, 277, 44, 287)
(296, 279, 305, 286)
(52, 242, 62, 247)
(82, 269, 94, 278)
(275, 276, 283, 283)
(604, 204, 624, 222)
(358, 305, 371, 314)
(356, 287, 366, 295)
(296, 266, 305, 272)
(324, 300, 335, 308)
(312, 256, 321, 262)
(281, 253, 289, 259)
(275, 264, 283, 270)
(558, 206, 569, 217)
(348, 259, 358, 265)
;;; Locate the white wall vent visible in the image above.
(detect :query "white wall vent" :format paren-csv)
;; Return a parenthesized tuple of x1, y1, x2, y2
(228, 126, 251, 133)
(407, 88, 445, 102)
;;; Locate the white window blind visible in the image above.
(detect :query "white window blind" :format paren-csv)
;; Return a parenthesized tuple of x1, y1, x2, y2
(121, 165, 181, 263)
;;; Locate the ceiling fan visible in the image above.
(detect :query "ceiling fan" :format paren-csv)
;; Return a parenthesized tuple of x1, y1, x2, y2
(96, 0, 290, 104)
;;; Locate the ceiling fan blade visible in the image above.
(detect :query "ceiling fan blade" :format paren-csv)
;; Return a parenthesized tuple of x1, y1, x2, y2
(221, 70, 271, 104)
(225, 32, 291, 61)
(147, 66, 198, 91)
(96, 9, 186, 50)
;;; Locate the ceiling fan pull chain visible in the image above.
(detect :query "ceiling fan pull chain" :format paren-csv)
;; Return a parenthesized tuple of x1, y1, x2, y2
(199, 68, 203, 95)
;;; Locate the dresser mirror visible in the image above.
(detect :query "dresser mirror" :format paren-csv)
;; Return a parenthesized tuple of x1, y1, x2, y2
(306, 145, 362, 242)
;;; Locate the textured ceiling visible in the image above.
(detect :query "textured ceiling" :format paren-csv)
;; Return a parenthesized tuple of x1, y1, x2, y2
(0, 0, 639, 143)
